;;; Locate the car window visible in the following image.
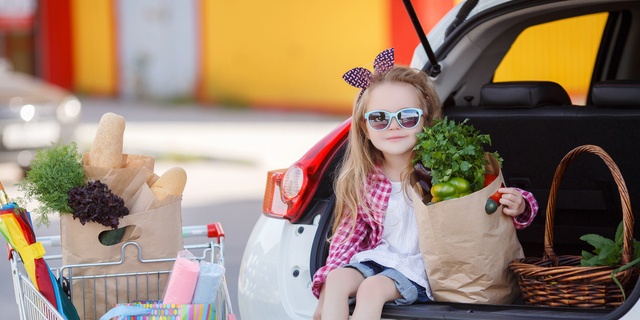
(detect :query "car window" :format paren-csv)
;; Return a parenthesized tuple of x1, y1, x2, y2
(494, 12, 608, 105)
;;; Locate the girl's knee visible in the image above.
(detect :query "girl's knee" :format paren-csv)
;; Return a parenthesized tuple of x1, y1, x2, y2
(356, 275, 400, 302)
(325, 267, 364, 295)
(360, 275, 390, 288)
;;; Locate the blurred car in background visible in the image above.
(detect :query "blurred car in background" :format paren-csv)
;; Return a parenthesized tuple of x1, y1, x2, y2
(0, 58, 81, 168)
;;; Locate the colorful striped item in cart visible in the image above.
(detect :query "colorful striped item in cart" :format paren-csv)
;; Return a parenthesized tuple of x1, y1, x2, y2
(100, 301, 215, 320)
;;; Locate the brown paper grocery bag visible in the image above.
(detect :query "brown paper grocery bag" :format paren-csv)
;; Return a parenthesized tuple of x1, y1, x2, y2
(60, 198, 183, 320)
(412, 154, 524, 304)
(60, 154, 183, 320)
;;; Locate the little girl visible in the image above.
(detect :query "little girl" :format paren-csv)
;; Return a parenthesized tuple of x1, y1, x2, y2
(311, 48, 538, 320)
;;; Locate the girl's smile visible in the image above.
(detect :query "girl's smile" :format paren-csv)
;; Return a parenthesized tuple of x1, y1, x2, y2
(387, 135, 407, 141)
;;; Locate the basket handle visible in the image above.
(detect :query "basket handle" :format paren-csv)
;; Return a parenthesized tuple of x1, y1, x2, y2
(543, 145, 634, 266)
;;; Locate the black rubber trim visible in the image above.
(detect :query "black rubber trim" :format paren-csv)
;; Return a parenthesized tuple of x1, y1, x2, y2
(588, 10, 632, 105)
(309, 195, 335, 281)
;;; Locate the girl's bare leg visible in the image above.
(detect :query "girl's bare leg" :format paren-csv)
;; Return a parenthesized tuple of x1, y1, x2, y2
(321, 268, 365, 320)
(350, 275, 402, 320)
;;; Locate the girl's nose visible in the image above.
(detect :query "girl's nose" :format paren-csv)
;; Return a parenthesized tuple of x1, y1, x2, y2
(388, 117, 402, 130)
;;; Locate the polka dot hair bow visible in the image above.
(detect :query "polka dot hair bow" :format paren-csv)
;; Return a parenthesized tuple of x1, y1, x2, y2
(342, 48, 395, 99)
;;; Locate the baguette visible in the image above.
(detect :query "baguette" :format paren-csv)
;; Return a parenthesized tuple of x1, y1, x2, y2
(89, 112, 125, 168)
(150, 167, 187, 200)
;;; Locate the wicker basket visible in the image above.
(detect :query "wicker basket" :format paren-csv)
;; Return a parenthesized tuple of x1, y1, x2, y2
(509, 145, 638, 308)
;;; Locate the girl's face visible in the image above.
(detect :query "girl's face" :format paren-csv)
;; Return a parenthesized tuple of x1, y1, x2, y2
(364, 82, 425, 163)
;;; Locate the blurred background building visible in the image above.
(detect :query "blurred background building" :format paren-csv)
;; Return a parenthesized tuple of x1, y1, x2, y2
(0, 0, 458, 114)
(1, 0, 606, 113)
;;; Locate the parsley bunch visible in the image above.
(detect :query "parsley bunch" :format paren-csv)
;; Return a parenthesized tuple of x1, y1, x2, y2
(17, 141, 87, 226)
(412, 117, 502, 192)
(581, 221, 640, 267)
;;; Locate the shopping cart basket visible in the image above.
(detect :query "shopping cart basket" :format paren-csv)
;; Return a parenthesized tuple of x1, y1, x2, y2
(8, 222, 235, 320)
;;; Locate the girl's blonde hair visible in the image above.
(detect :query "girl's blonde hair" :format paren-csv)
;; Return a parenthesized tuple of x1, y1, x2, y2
(331, 65, 442, 238)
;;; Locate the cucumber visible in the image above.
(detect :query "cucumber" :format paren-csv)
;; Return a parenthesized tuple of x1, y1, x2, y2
(485, 199, 499, 214)
(99, 227, 126, 246)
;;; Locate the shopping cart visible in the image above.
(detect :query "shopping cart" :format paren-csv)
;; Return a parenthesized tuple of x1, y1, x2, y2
(8, 222, 235, 320)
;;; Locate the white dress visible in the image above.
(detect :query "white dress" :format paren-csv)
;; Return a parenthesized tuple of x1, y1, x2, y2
(350, 181, 434, 300)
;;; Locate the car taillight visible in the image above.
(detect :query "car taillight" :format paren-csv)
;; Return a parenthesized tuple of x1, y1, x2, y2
(263, 119, 351, 222)
(263, 169, 287, 217)
(282, 165, 306, 199)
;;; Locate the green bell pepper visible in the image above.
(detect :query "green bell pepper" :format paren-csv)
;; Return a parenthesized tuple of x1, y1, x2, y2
(430, 177, 471, 203)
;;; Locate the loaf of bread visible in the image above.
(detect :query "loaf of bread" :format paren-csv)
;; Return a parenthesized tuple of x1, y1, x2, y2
(150, 167, 187, 201)
(89, 113, 125, 168)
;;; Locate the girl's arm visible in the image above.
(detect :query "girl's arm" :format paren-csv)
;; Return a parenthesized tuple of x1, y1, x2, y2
(500, 188, 538, 230)
(313, 284, 326, 320)
(311, 214, 369, 298)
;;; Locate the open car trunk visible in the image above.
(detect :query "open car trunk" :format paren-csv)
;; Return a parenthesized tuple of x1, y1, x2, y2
(303, 1, 640, 318)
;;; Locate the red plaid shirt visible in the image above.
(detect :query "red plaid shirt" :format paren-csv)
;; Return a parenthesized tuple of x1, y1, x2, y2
(311, 167, 538, 298)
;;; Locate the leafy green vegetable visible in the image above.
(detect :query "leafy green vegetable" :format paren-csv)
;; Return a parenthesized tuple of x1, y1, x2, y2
(413, 117, 502, 192)
(17, 141, 87, 226)
(581, 221, 640, 267)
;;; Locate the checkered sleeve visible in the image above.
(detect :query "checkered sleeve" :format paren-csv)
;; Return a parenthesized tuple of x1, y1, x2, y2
(311, 213, 370, 298)
(512, 188, 539, 229)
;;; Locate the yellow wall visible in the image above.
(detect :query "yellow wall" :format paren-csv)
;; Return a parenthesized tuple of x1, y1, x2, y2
(67, 1, 608, 111)
(495, 13, 608, 104)
(200, 0, 390, 113)
(71, 0, 116, 95)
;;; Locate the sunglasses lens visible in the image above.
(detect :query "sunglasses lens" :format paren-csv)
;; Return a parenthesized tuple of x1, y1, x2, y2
(398, 109, 421, 129)
(367, 112, 390, 130)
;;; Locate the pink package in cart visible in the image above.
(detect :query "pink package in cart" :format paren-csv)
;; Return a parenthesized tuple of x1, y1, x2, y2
(162, 250, 200, 305)
(103, 301, 215, 320)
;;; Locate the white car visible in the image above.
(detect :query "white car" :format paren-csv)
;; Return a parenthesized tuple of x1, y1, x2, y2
(0, 59, 81, 168)
(239, 0, 640, 319)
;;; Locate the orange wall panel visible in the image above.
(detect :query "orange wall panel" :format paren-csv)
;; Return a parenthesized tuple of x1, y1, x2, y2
(71, 0, 117, 95)
(495, 13, 608, 104)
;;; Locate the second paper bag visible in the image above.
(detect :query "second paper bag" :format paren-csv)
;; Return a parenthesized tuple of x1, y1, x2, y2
(61, 154, 184, 320)
(412, 154, 523, 304)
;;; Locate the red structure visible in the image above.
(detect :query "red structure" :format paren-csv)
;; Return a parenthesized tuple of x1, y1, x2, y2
(391, 0, 453, 66)
(37, 0, 74, 90)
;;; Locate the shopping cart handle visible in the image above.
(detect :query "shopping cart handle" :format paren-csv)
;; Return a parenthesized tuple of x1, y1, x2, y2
(207, 222, 225, 240)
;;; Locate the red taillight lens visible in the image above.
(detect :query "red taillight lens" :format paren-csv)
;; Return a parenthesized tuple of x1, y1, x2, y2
(262, 119, 351, 221)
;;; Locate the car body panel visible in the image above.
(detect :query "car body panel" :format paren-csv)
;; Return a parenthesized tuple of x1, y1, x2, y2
(238, 214, 319, 319)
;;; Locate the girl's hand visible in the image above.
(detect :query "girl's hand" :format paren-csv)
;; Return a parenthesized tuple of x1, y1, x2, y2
(498, 188, 526, 217)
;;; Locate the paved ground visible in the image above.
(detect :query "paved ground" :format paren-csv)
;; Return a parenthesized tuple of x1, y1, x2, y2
(0, 97, 346, 319)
